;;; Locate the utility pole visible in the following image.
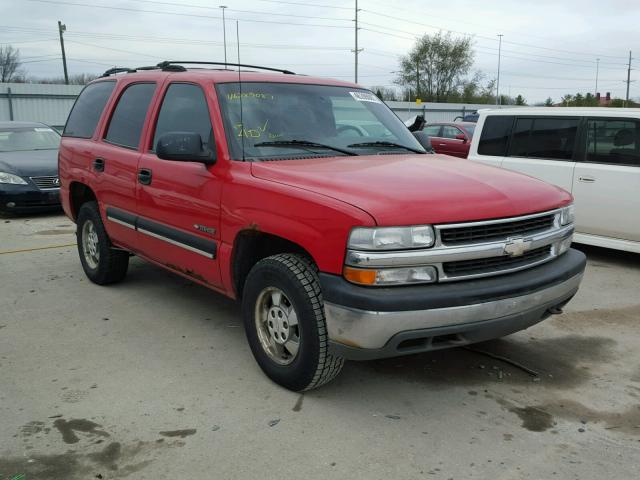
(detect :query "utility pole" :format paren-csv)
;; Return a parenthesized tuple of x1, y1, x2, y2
(57, 20, 68, 85)
(595, 58, 600, 96)
(219, 6, 227, 68)
(625, 50, 632, 106)
(416, 61, 420, 100)
(353, 0, 362, 83)
(496, 34, 503, 105)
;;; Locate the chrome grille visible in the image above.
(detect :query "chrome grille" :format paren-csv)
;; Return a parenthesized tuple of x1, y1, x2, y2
(30, 176, 60, 189)
(443, 245, 551, 277)
(345, 208, 574, 282)
(440, 214, 555, 245)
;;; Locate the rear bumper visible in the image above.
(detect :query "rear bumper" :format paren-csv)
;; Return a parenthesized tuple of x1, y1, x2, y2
(320, 249, 586, 360)
(0, 187, 61, 213)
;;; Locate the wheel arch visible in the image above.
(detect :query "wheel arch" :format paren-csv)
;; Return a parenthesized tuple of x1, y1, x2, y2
(68, 181, 97, 221)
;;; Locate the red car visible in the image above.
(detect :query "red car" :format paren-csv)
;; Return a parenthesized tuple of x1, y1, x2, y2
(422, 122, 475, 158)
(59, 62, 584, 391)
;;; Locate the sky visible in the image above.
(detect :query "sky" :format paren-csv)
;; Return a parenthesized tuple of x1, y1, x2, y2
(1, 0, 638, 103)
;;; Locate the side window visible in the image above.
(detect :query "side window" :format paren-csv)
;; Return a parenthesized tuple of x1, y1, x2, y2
(105, 83, 156, 149)
(508, 118, 533, 157)
(64, 81, 115, 138)
(477, 116, 513, 156)
(441, 125, 463, 139)
(586, 119, 640, 166)
(153, 83, 213, 151)
(527, 117, 578, 160)
(423, 125, 441, 137)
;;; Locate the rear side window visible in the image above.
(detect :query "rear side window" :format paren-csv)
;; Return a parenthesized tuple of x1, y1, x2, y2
(586, 119, 640, 166)
(526, 118, 578, 160)
(105, 83, 156, 149)
(64, 81, 115, 138)
(508, 118, 533, 157)
(477, 116, 513, 156)
(152, 83, 213, 151)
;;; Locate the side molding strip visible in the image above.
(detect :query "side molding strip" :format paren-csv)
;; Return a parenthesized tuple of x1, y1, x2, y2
(105, 206, 216, 259)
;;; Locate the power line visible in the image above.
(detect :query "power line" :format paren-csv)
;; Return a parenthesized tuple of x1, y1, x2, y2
(26, 0, 353, 29)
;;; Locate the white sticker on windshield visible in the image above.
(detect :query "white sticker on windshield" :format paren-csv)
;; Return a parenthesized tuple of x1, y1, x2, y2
(34, 127, 54, 132)
(349, 91, 382, 103)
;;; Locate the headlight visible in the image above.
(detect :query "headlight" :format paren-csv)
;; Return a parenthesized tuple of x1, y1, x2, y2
(560, 204, 575, 225)
(348, 225, 435, 250)
(0, 172, 28, 185)
(344, 265, 437, 286)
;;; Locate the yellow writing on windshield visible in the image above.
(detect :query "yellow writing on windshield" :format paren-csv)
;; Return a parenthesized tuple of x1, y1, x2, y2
(227, 92, 275, 101)
(234, 119, 272, 138)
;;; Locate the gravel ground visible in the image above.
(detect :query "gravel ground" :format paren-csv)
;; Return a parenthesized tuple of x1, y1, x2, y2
(1, 212, 639, 480)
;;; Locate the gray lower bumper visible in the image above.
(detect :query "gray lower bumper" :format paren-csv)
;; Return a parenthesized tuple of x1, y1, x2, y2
(325, 273, 582, 360)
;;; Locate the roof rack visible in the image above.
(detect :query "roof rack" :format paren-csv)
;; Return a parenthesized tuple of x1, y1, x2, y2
(101, 67, 137, 77)
(101, 61, 296, 78)
(157, 61, 296, 75)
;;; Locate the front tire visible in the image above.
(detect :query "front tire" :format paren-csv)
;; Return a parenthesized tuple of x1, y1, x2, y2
(242, 254, 344, 391)
(76, 201, 129, 285)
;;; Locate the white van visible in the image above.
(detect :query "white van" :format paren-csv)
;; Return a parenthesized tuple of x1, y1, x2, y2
(468, 108, 640, 253)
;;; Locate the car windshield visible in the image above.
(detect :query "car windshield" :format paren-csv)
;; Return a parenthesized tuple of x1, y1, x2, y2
(0, 126, 61, 152)
(215, 82, 425, 160)
(464, 124, 476, 136)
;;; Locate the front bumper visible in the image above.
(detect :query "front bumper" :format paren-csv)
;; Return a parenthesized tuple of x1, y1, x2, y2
(0, 186, 61, 213)
(320, 249, 586, 360)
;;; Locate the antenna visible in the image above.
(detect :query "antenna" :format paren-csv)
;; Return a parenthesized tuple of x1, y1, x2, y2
(236, 20, 246, 162)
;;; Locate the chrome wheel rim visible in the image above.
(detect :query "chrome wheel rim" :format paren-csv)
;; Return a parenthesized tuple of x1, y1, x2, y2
(255, 287, 300, 365)
(82, 220, 100, 269)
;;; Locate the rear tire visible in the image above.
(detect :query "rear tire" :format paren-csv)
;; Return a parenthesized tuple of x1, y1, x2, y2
(242, 253, 344, 391)
(76, 201, 129, 285)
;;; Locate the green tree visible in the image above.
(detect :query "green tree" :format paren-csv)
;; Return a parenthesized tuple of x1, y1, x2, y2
(544, 97, 554, 106)
(515, 94, 527, 105)
(395, 32, 474, 102)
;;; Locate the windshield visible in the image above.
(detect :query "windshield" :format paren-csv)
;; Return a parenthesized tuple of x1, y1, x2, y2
(215, 82, 425, 160)
(0, 126, 61, 152)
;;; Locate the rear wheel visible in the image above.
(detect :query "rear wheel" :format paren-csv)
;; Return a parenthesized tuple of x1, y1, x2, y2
(76, 201, 129, 285)
(242, 253, 344, 391)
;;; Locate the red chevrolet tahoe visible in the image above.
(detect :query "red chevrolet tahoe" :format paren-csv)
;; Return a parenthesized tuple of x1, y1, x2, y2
(59, 62, 586, 391)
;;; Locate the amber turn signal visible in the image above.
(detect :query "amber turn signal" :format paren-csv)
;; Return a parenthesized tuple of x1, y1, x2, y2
(343, 266, 377, 286)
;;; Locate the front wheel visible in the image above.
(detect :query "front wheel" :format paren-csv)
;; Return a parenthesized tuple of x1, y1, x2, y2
(242, 254, 344, 391)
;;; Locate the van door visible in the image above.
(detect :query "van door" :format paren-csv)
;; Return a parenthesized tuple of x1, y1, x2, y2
(468, 115, 513, 167)
(572, 118, 640, 241)
(93, 82, 157, 251)
(135, 82, 223, 288)
(500, 117, 578, 192)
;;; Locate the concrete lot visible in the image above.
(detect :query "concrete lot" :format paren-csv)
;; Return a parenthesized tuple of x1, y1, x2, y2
(1, 212, 639, 480)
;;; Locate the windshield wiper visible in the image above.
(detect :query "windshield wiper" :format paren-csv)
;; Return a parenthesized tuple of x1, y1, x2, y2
(347, 141, 424, 154)
(253, 140, 357, 156)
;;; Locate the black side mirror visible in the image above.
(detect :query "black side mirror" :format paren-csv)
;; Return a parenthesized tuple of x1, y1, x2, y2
(156, 132, 216, 164)
(412, 131, 434, 153)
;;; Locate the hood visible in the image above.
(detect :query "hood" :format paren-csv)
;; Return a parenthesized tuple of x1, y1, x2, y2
(0, 149, 59, 177)
(251, 154, 572, 225)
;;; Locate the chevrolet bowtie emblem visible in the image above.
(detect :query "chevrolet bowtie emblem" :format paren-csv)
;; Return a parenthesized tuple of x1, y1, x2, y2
(504, 238, 532, 257)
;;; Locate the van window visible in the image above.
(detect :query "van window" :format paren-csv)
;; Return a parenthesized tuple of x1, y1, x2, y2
(63, 81, 115, 138)
(152, 83, 213, 152)
(586, 119, 640, 166)
(477, 116, 513, 156)
(508, 118, 533, 157)
(527, 118, 578, 160)
(105, 83, 156, 149)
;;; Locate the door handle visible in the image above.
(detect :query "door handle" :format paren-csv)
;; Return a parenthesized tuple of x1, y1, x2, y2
(439, 143, 447, 146)
(578, 175, 596, 183)
(93, 158, 105, 172)
(138, 168, 152, 185)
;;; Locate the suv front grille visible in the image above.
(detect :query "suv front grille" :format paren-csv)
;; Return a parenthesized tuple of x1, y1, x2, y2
(443, 245, 552, 277)
(30, 176, 60, 189)
(439, 213, 555, 245)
